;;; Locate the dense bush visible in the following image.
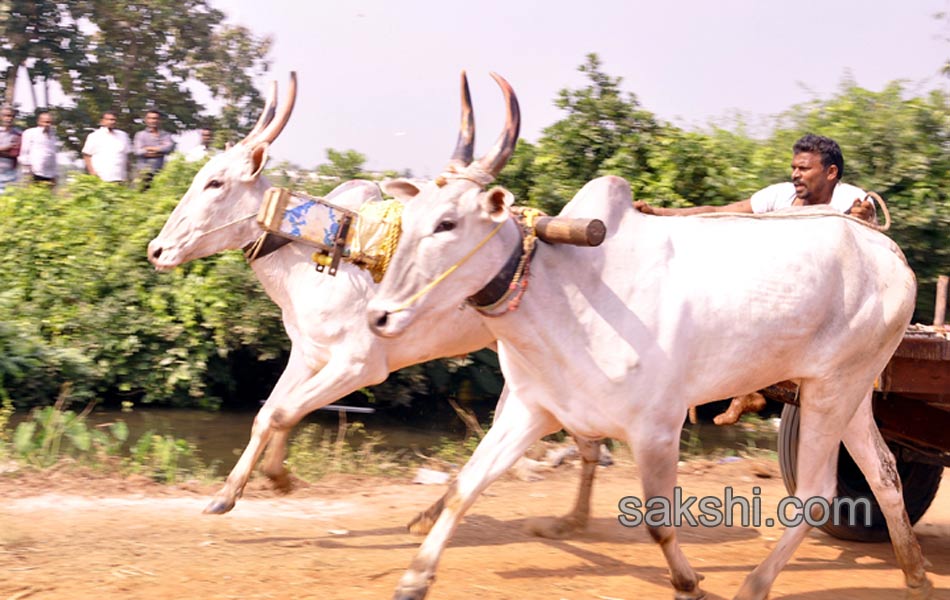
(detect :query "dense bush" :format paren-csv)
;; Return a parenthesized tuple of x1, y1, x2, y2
(0, 159, 286, 409)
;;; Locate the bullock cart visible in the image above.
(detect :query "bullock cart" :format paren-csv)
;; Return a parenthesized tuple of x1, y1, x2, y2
(777, 314, 950, 542)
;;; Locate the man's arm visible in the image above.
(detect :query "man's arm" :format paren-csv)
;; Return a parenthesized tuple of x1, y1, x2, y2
(132, 131, 150, 157)
(83, 153, 97, 177)
(634, 198, 754, 216)
(156, 131, 175, 155)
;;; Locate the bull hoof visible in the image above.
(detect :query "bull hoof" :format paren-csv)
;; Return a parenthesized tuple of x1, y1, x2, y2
(267, 470, 295, 494)
(203, 496, 236, 515)
(905, 578, 934, 600)
(674, 589, 706, 600)
(392, 585, 429, 600)
(524, 516, 586, 539)
(407, 511, 435, 536)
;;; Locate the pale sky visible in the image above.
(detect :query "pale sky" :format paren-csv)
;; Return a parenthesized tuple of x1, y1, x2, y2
(216, 1, 948, 175)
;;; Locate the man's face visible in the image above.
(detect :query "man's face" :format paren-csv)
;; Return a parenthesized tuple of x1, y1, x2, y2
(0, 109, 13, 128)
(37, 113, 53, 129)
(791, 151, 836, 203)
(101, 113, 117, 130)
(200, 129, 212, 145)
(145, 112, 160, 129)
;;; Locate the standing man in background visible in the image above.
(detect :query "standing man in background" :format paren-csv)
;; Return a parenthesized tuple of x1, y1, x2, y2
(0, 105, 22, 193)
(82, 111, 131, 183)
(184, 127, 214, 162)
(133, 109, 175, 189)
(20, 111, 59, 185)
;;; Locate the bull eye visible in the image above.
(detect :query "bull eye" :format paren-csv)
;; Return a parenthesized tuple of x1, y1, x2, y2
(204, 178, 224, 190)
(434, 220, 456, 234)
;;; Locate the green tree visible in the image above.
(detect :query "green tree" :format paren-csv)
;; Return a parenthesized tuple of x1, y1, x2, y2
(192, 23, 273, 143)
(529, 53, 659, 213)
(2, 0, 271, 152)
(769, 81, 950, 319)
(0, 0, 88, 110)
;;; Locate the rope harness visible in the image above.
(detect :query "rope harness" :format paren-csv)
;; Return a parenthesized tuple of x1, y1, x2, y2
(388, 207, 542, 316)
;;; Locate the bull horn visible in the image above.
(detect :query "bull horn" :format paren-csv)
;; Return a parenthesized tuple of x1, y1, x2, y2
(446, 70, 475, 171)
(474, 72, 520, 178)
(242, 80, 277, 144)
(256, 71, 297, 145)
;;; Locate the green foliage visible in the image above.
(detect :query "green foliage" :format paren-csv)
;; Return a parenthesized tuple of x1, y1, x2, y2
(425, 435, 480, 467)
(127, 431, 211, 484)
(1, 0, 271, 150)
(0, 160, 285, 409)
(12, 395, 128, 467)
(527, 53, 659, 213)
(6, 395, 208, 482)
(286, 421, 403, 481)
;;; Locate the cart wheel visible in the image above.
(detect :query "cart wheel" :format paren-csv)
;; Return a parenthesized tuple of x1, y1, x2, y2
(777, 403, 943, 542)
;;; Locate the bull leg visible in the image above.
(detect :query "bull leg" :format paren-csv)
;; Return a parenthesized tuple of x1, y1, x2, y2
(206, 350, 387, 515)
(408, 385, 598, 538)
(407, 385, 515, 535)
(260, 428, 294, 493)
(393, 395, 560, 600)
(204, 347, 315, 514)
(524, 434, 599, 539)
(410, 433, 600, 538)
(840, 396, 933, 598)
(630, 418, 705, 600)
(735, 379, 860, 600)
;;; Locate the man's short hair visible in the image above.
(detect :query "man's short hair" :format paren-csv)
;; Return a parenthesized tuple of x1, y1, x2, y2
(145, 109, 162, 118)
(793, 134, 844, 179)
(0, 105, 14, 116)
(102, 110, 117, 119)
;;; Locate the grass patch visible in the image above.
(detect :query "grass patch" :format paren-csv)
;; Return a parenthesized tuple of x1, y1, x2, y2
(3, 390, 217, 484)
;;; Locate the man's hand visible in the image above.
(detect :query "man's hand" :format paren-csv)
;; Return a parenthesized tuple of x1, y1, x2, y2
(848, 198, 876, 223)
(633, 200, 657, 215)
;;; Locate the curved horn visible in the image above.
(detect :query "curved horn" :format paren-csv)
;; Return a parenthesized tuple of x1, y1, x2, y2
(256, 71, 297, 145)
(446, 70, 475, 171)
(242, 80, 277, 144)
(474, 72, 520, 178)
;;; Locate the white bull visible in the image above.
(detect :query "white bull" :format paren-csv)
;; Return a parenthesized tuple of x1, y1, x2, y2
(146, 73, 600, 537)
(367, 73, 932, 600)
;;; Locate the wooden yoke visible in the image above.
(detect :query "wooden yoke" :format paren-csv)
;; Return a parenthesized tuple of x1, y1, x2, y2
(534, 216, 606, 247)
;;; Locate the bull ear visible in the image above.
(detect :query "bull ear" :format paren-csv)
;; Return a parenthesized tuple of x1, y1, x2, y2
(241, 142, 270, 182)
(380, 178, 422, 200)
(481, 186, 514, 223)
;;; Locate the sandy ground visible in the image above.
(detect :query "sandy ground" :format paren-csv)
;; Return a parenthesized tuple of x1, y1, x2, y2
(1, 458, 948, 600)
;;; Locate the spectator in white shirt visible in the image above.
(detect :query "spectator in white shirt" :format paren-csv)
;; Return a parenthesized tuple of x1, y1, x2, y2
(20, 111, 59, 185)
(82, 111, 131, 183)
(184, 127, 214, 162)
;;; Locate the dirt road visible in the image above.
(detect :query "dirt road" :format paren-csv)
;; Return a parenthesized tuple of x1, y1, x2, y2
(1, 459, 948, 599)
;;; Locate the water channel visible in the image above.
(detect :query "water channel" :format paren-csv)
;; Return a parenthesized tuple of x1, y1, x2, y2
(9, 403, 779, 469)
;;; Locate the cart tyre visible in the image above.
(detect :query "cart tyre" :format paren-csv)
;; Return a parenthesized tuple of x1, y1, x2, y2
(777, 403, 943, 542)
